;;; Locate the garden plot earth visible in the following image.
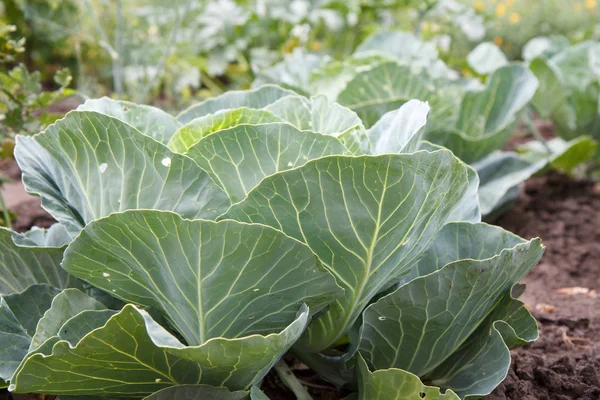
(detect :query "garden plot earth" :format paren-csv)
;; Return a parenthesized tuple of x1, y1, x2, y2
(2, 165, 598, 400)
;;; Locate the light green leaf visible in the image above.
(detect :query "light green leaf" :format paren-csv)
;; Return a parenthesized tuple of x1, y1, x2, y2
(367, 100, 429, 155)
(0, 299, 31, 382)
(522, 36, 569, 61)
(310, 54, 394, 101)
(337, 61, 461, 131)
(426, 285, 538, 398)
(356, 355, 460, 400)
(518, 136, 598, 175)
(0, 285, 59, 381)
(29, 289, 106, 351)
(358, 224, 543, 395)
(417, 142, 481, 223)
(184, 123, 351, 202)
(11, 223, 71, 248)
(250, 386, 270, 400)
(448, 163, 481, 223)
(168, 108, 282, 153)
(552, 41, 600, 91)
(11, 304, 309, 396)
(338, 61, 454, 128)
(356, 31, 439, 66)
(253, 49, 329, 94)
(63, 210, 342, 346)
(177, 85, 296, 124)
(569, 83, 600, 140)
(77, 97, 181, 144)
(0, 227, 77, 295)
(529, 57, 575, 126)
(57, 309, 117, 346)
(472, 151, 544, 218)
(398, 222, 524, 287)
(455, 65, 537, 143)
(15, 111, 229, 237)
(467, 42, 508, 75)
(143, 385, 249, 400)
(265, 95, 370, 154)
(222, 152, 474, 352)
(429, 65, 538, 163)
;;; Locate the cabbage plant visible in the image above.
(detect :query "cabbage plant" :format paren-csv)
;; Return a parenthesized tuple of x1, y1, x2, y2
(526, 40, 600, 142)
(0, 88, 543, 399)
(251, 31, 550, 218)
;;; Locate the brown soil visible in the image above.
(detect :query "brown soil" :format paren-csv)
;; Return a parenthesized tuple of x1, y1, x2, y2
(488, 173, 600, 400)
(0, 160, 54, 233)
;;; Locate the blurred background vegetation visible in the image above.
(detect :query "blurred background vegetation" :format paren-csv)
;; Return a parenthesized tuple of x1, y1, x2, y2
(1, 0, 599, 110)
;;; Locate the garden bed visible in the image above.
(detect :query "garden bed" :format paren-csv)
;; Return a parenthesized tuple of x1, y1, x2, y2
(489, 173, 600, 400)
(1, 166, 598, 400)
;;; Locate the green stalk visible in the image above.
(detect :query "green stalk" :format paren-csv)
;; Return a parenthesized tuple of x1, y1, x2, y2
(274, 359, 313, 400)
(524, 108, 552, 154)
(0, 190, 12, 230)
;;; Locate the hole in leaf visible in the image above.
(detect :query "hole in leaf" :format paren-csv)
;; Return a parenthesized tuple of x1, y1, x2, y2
(419, 393, 426, 398)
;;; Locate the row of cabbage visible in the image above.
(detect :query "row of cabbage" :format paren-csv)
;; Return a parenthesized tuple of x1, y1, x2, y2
(0, 81, 543, 400)
(258, 31, 600, 216)
(3, 28, 599, 400)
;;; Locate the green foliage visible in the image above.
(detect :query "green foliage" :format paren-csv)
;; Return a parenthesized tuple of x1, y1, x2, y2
(527, 40, 600, 142)
(0, 89, 545, 399)
(0, 24, 73, 157)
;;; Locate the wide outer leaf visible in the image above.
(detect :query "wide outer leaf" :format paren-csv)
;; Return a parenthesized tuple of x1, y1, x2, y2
(222, 151, 472, 352)
(356, 355, 460, 400)
(310, 54, 394, 101)
(358, 225, 543, 379)
(467, 42, 508, 75)
(0, 227, 76, 295)
(143, 385, 248, 400)
(265, 95, 370, 154)
(552, 41, 600, 91)
(398, 222, 524, 287)
(529, 57, 576, 131)
(418, 142, 481, 223)
(185, 123, 351, 202)
(11, 304, 309, 396)
(62, 210, 342, 346)
(0, 285, 59, 381)
(518, 136, 598, 176)
(57, 309, 117, 346)
(15, 111, 229, 237)
(252, 49, 329, 94)
(12, 224, 71, 248)
(472, 151, 544, 218)
(77, 97, 181, 144)
(426, 285, 538, 398)
(177, 85, 296, 123)
(430, 65, 539, 163)
(367, 100, 429, 155)
(29, 289, 106, 351)
(250, 386, 269, 400)
(337, 62, 459, 128)
(356, 31, 439, 66)
(0, 298, 28, 382)
(168, 108, 282, 153)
